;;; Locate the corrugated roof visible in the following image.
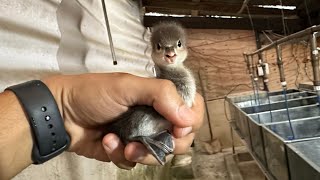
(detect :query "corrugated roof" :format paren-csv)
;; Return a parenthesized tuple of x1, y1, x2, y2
(142, 0, 320, 33)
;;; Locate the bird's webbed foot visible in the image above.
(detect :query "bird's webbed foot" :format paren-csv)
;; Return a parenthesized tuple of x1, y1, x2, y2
(132, 131, 174, 165)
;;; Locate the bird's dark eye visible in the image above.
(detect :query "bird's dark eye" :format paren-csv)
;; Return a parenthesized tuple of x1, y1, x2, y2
(177, 40, 182, 47)
(157, 43, 161, 50)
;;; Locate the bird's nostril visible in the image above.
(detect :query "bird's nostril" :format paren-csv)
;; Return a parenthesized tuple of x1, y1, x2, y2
(166, 54, 176, 58)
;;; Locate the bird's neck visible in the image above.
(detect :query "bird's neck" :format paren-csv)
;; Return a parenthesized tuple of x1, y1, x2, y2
(156, 64, 196, 107)
(157, 65, 189, 79)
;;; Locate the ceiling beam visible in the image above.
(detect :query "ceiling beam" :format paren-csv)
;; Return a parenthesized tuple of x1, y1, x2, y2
(142, 0, 297, 6)
(297, 0, 320, 17)
(145, 7, 299, 19)
(142, 1, 297, 16)
(143, 16, 302, 33)
(191, 0, 200, 16)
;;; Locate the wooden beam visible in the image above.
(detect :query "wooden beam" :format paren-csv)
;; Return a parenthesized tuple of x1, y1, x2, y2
(145, 7, 299, 19)
(247, 0, 298, 6)
(191, 10, 199, 16)
(191, 0, 200, 16)
(142, 0, 297, 6)
(143, 16, 303, 32)
(297, 0, 320, 17)
(142, 1, 297, 16)
(296, 0, 320, 28)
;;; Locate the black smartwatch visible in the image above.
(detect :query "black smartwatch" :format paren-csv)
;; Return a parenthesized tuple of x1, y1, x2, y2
(6, 80, 70, 164)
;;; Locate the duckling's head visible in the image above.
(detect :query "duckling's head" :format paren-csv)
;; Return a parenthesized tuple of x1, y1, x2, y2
(150, 21, 188, 68)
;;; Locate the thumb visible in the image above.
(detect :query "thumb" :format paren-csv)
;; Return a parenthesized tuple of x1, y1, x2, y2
(113, 74, 195, 127)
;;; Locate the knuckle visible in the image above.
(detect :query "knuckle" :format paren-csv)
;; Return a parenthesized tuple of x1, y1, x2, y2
(198, 93, 205, 102)
(113, 73, 137, 90)
(114, 72, 132, 81)
(159, 79, 176, 93)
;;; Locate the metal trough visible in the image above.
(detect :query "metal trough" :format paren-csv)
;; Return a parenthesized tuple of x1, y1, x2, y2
(287, 139, 320, 180)
(249, 104, 320, 124)
(227, 89, 301, 111)
(227, 89, 320, 180)
(263, 118, 320, 180)
(228, 104, 252, 150)
(226, 90, 311, 138)
(247, 103, 320, 170)
(227, 90, 315, 168)
(242, 96, 318, 114)
(236, 91, 314, 108)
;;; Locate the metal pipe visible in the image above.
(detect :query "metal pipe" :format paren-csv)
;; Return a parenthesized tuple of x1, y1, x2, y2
(252, 57, 259, 83)
(243, 54, 252, 75)
(310, 32, 320, 87)
(254, 30, 263, 60)
(255, 30, 269, 91)
(276, 44, 294, 138)
(246, 25, 320, 56)
(230, 126, 235, 154)
(244, 53, 256, 93)
(243, 54, 252, 76)
(237, 0, 250, 14)
(251, 56, 260, 93)
(276, 45, 286, 88)
(101, 0, 118, 65)
(244, 55, 262, 123)
(247, 55, 256, 92)
(260, 57, 269, 91)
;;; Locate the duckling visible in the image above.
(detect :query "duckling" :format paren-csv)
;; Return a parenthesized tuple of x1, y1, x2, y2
(107, 21, 196, 165)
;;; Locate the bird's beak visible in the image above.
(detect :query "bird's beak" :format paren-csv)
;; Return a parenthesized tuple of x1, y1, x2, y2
(164, 48, 176, 64)
(165, 56, 176, 64)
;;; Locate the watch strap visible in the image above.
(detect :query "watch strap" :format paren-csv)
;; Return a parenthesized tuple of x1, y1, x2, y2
(6, 80, 70, 164)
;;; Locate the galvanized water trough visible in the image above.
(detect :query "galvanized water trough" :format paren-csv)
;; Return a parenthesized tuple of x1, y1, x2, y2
(227, 89, 320, 180)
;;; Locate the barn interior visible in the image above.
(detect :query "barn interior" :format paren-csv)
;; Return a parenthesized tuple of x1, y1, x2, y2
(1, 0, 320, 180)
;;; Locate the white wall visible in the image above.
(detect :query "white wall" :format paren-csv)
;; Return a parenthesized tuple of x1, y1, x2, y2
(0, 0, 154, 179)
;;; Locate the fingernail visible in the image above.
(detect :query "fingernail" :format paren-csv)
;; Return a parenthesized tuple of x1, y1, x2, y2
(131, 148, 147, 162)
(178, 104, 193, 125)
(104, 138, 118, 152)
(181, 126, 192, 137)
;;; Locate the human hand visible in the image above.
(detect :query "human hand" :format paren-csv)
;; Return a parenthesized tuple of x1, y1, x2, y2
(43, 73, 204, 169)
(104, 93, 204, 168)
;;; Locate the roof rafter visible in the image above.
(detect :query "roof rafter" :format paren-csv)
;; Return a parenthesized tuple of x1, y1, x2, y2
(143, 15, 302, 33)
(142, 0, 297, 16)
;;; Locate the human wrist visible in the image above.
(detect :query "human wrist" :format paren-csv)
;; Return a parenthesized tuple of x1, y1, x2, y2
(42, 76, 66, 122)
(42, 76, 79, 152)
(6, 80, 70, 164)
(0, 91, 33, 179)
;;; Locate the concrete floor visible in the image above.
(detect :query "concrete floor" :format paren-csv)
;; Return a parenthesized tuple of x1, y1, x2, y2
(117, 145, 265, 180)
(192, 146, 265, 180)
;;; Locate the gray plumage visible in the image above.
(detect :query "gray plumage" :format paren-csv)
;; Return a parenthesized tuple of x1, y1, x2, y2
(107, 21, 196, 165)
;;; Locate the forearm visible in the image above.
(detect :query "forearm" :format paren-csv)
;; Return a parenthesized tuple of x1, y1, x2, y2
(0, 91, 33, 180)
